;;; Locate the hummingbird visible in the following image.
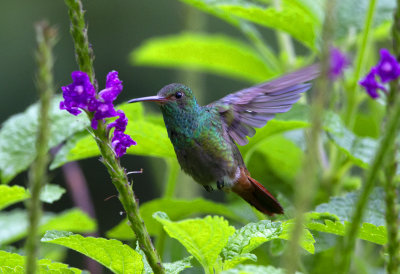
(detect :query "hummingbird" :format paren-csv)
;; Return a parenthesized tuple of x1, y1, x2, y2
(129, 64, 319, 215)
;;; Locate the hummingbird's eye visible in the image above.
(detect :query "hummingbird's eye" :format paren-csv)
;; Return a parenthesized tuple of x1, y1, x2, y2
(175, 91, 183, 99)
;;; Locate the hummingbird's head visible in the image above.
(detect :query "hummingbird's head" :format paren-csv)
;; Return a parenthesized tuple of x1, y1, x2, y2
(128, 83, 199, 112)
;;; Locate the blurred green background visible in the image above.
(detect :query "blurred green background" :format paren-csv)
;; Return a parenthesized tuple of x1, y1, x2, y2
(0, 0, 279, 270)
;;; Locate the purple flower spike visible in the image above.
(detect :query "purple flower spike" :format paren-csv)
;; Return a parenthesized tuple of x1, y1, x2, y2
(329, 47, 349, 80)
(359, 68, 387, 99)
(98, 71, 123, 103)
(107, 110, 128, 132)
(111, 131, 136, 157)
(376, 49, 400, 83)
(60, 71, 96, 115)
(90, 102, 119, 129)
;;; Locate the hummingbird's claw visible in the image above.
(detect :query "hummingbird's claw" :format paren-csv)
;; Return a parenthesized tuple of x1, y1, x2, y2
(203, 185, 214, 192)
(217, 180, 225, 190)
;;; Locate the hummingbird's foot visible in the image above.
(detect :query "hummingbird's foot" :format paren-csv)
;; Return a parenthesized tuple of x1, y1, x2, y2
(217, 180, 224, 190)
(203, 185, 214, 192)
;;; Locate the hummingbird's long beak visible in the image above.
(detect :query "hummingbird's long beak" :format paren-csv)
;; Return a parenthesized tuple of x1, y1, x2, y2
(128, 95, 167, 104)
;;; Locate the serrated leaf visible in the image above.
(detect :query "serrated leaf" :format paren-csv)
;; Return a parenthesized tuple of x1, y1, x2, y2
(324, 112, 377, 169)
(0, 250, 81, 273)
(222, 264, 290, 274)
(217, 1, 321, 50)
(106, 198, 241, 240)
(51, 103, 174, 169)
(154, 212, 235, 273)
(306, 213, 387, 245)
(0, 185, 30, 210)
(40, 184, 66, 204)
(222, 220, 314, 270)
(0, 96, 88, 183)
(0, 208, 96, 245)
(164, 256, 193, 274)
(315, 187, 385, 226)
(131, 32, 278, 83)
(42, 231, 143, 274)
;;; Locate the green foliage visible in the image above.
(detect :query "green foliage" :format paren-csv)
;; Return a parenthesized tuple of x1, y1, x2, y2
(221, 264, 289, 274)
(154, 212, 235, 274)
(132, 32, 279, 83)
(51, 103, 174, 169)
(0, 185, 30, 210)
(0, 96, 88, 184)
(106, 197, 242, 240)
(42, 231, 143, 274)
(0, 250, 81, 273)
(39, 184, 66, 204)
(222, 220, 314, 270)
(0, 208, 96, 245)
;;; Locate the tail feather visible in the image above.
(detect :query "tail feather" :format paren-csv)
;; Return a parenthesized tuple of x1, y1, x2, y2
(231, 172, 283, 216)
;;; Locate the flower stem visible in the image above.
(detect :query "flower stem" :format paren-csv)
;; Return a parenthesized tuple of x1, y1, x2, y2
(64, 1, 164, 273)
(25, 21, 57, 273)
(284, 1, 335, 273)
(338, 85, 400, 274)
(343, 0, 377, 128)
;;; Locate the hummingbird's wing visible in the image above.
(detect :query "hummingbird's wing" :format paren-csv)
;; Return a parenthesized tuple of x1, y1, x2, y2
(209, 64, 319, 145)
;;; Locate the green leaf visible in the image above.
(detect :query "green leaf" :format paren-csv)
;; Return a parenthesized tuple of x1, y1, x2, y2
(42, 231, 143, 274)
(222, 264, 289, 274)
(335, 0, 396, 39)
(314, 187, 385, 226)
(0, 96, 88, 183)
(154, 212, 235, 273)
(132, 32, 279, 83)
(40, 184, 66, 204)
(164, 257, 193, 274)
(0, 208, 96, 245)
(324, 112, 377, 169)
(222, 220, 314, 269)
(51, 103, 174, 169)
(240, 104, 309, 160)
(306, 212, 387, 245)
(217, 1, 321, 50)
(0, 250, 81, 273)
(106, 198, 242, 240)
(0, 185, 30, 210)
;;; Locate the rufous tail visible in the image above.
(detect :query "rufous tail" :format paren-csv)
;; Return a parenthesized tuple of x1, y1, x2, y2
(231, 171, 283, 216)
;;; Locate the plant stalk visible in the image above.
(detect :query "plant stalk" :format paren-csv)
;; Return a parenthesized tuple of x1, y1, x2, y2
(284, 1, 335, 273)
(25, 21, 57, 273)
(64, 1, 164, 273)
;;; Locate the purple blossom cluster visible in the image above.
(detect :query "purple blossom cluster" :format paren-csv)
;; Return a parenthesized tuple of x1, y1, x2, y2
(60, 71, 136, 157)
(360, 49, 400, 99)
(329, 47, 349, 80)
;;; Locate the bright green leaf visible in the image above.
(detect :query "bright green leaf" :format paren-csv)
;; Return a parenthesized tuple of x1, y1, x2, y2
(306, 212, 387, 245)
(0, 96, 88, 183)
(51, 103, 174, 169)
(222, 220, 314, 270)
(0, 185, 30, 210)
(40, 184, 66, 204)
(131, 32, 278, 83)
(217, 1, 321, 50)
(106, 198, 242, 240)
(154, 212, 235, 273)
(222, 264, 289, 274)
(42, 231, 143, 274)
(0, 250, 81, 273)
(0, 208, 96, 245)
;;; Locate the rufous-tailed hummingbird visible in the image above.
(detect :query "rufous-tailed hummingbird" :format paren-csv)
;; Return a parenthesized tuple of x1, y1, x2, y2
(129, 64, 319, 215)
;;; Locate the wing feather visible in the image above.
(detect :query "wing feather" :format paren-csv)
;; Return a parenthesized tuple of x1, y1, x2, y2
(210, 64, 319, 145)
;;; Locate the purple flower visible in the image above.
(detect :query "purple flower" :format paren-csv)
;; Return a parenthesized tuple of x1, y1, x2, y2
(111, 131, 137, 158)
(375, 49, 400, 83)
(359, 68, 387, 99)
(60, 71, 96, 115)
(90, 102, 119, 129)
(98, 71, 123, 102)
(329, 47, 349, 80)
(107, 110, 128, 132)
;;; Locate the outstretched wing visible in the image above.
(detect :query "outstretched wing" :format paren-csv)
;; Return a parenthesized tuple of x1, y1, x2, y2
(209, 64, 319, 145)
